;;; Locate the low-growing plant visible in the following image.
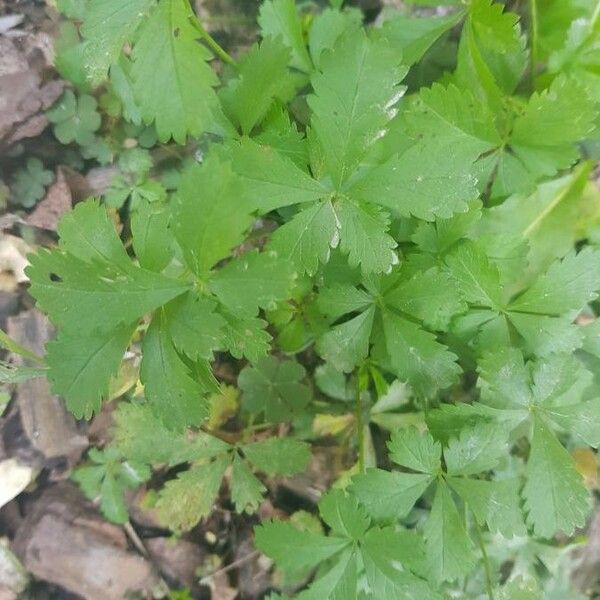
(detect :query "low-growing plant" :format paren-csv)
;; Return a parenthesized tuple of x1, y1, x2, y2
(4, 0, 600, 597)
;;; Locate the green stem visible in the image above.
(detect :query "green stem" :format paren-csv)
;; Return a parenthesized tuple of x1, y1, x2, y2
(355, 372, 365, 474)
(472, 512, 495, 600)
(529, 0, 538, 86)
(195, 20, 237, 68)
(0, 330, 45, 365)
(591, 0, 600, 31)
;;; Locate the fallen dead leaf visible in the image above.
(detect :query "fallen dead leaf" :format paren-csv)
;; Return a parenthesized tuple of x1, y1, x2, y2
(574, 447, 598, 489)
(0, 235, 30, 290)
(0, 459, 33, 509)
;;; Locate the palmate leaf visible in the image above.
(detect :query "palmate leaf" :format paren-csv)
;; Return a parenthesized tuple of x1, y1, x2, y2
(317, 266, 461, 394)
(130, 0, 220, 142)
(351, 425, 521, 583)
(256, 489, 437, 598)
(445, 241, 600, 356)
(238, 356, 311, 422)
(472, 349, 597, 537)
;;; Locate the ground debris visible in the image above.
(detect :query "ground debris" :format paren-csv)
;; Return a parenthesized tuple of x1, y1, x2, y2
(6, 310, 87, 465)
(12, 483, 160, 600)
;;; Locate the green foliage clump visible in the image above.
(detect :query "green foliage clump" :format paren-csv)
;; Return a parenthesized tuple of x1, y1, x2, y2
(6, 0, 600, 597)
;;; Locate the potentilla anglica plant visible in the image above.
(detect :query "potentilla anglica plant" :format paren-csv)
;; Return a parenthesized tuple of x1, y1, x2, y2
(5, 0, 600, 597)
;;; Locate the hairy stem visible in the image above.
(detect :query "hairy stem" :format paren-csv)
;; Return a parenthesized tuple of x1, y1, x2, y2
(355, 373, 365, 474)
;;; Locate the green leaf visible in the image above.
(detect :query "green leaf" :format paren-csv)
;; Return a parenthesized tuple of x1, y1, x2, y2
(173, 157, 254, 276)
(209, 250, 295, 318)
(79, 0, 155, 85)
(258, 0, 312, 72)
(316, 305, 375, 372)
(27, 248, 189, 334)
(378, 11, 465, 66)
(47, 90, 101, 146)
(269, 200, 339, 275)
(242, 437, 311, 475)
(130, 197, 174, 272)
(156, 455, 229, 532)
(219, 311, 271, 362)
(319, 489, 370, 540)
(231, 138, 327, 213)
(114, 401, 230, 465)
(57, 200, 130, 268)
(477, 347, 531, 408)
(308, 30, 406, 188)
(348, 136, 479, 221)
(351, 469, 432, 521)
(10, 158, 54, 209)
(384, 267, 466, 330)
(511, 76, 596, 151)
(523, 417, 590, 538)
(424, 479, 476, 583)
(318, 283, 373, 321)
(308, 8, 362, 68)
(46, 325, 135, 418)
(238, 356, 311, 422)
(336, 200, 398, 274)
(444, 423, 508, 476)
(254, 520, 349, 578)
(445, 241, 503, 308)
(478, 163, 598, 274)
(296, 550, 357, 600)
(164, 292, 225, 361)
(130, 0, 220, 142)
(361, 528, 440, 600)
(382, 310, 460, 395)
(231, 456, 266, 513)
(140, 313, 211, 429)
(0, 362, 46, 384)
(455, 0, 526, 109)
(73, 448, 150, 524)
(448, 477, 526, 538)
(509, 248, 600, 315)
(221, 37, 294, 134)
(402, 82, 500, 159)
(387, 427, 441, 474)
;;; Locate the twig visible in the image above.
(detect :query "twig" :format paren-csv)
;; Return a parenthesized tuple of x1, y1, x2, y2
(200, 549, 260, 583)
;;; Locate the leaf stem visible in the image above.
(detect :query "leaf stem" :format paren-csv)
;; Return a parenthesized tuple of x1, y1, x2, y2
(355, 371, 365, 474)
(472, 511, 495, 600)
(191, 17, 237, 68)
(0, 329, 45, 365)
(529, 0, 539, 87)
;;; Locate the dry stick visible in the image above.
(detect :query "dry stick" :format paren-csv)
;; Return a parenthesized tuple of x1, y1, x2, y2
(200, 549, 260, 584)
